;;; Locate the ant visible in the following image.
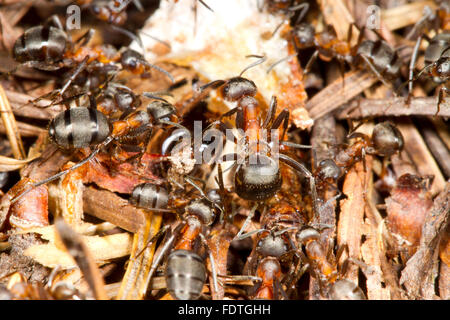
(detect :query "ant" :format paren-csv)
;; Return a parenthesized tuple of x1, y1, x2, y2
(294, 226, 366, 299)
(404, 4, 450, 114)
(314, 121, 404, 182)
(233, 199, 305, 299)
(9, 95, 182, 205)
(290, 20, 402, 91)
(8, 16, 173, 107)
(132, 179, 224, 300)
(200, 56, 318, 215)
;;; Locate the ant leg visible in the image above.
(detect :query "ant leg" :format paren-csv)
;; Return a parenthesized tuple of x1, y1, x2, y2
(11, 136, 114, 204)
(262, 96, 277, 129)
(270, 108, 289, 142)
(59, 56, 90, 97)
(74, 29, 95, 48)
(359, 54, 396, 95)
(273, 278, 287, 300)
(199, 233, 219, 294)
(279, 153, 318, 217)
(218, 274, 262, 285)
(204, 119, 239, 147)
(184, 176, 216, 207)
(132, 0, 144, 11)
(198, 0, 214, 12)
(351, 26, 366, 56)
(304, 50, 319, 75)
(143, 230, 177, 294)
(134, 225, 171, 259)
(234, 204, 259, 240)
(280, 141, 312, 150)
(407, 35, 422, 97)
(290, 2, 310, 26)
(214, 163, 228, 223)
(436, 86, 448, 116)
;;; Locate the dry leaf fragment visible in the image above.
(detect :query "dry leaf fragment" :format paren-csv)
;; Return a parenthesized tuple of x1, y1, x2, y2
(385, 174, 434, 258)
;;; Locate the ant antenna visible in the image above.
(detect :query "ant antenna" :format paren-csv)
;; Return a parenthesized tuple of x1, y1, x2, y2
(142, 91, 173, 103)
(267, 54, 296, 74)
(198, 0, 214, 12)
(111, 25, 146, 56)
(141, 60, 175, 84)
(140, 31, 172, 49)
(239, 55, 267, 77)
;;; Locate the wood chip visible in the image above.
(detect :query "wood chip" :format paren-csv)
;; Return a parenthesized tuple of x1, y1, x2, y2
(381, 1, 437, 31)
(306, 70, 378, 120)
(337, 97, 450, 119)
(396, 119, 446, 196)
(337, 159, 371, 283)
(0, 85, 25, 159)
(83, 186, 145, 233)
(117, 211, 163, 300)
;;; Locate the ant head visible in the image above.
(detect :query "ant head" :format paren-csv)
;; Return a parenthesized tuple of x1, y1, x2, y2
(329, 279, 366, 300)
(295, 226, 320, 244)
(120, 49, 141, 70)
(316, 159, 342, 181)
(431, 57, 450, 81)
(186, 199, 216, 226)
(293, 23, 315, 48)
(115, 88, 141, 111)
(371, 121, 404, 157)
(256, 233, 289, 258)
(235, 154, 281, 201)
(206, 189, 222, 205)
(221, 77, 257, 101)
(256, 257, 282, 279)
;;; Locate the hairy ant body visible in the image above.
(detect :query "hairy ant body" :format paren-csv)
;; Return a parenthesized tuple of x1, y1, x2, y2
(135, 180, 222, 300)
(295, 226, 365, 299)
(315, 121, 404, 181)
(10, 96, 181, 204)
(9, 17, 173, 107)
(235, 200, 304, 299)
(291, 22, 402, 89)
(201, 59, 317, 211)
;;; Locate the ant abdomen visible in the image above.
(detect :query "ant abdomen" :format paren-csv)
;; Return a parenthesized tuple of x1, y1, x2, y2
(329, 279, 366, 300)
(234, 154, 282, 201)
(48, 107, 111, 149)
(371, 121, 404, 157)
(165, 249, 207, 300)
(13, 26, 67, 68)
(130, 183, 169, 210)
(316, 159, 342, 181)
